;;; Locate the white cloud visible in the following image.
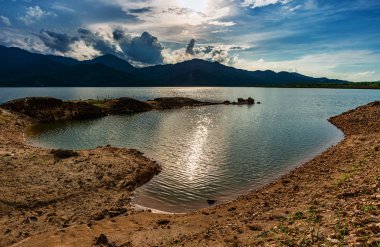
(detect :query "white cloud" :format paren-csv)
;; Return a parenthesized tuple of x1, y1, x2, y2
(211, 29, 231, 34)
(208, 21, 236, 27)
(242, 0, 290, 8)
(0, 28, 47, 53)
(18, 6, 56, 25)
(65, 40, 101, 60)
(163, 41, 249, 66)
(51, 3, 75, 12)
(87, 0, 238, 41)
(0, 16, 11, 26)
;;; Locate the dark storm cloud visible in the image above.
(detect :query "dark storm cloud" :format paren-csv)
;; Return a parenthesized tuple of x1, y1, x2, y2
(120, 32, 164, 64)
(78, 28, 118, 55)
(186, 39, 196, 55)
(112, 29, 125, 41)
(78, 28, 164, 64)
(36, 30, 78, 52)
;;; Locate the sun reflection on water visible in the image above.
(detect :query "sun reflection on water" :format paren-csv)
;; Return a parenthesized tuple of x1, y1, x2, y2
(183, 116, 211, 181)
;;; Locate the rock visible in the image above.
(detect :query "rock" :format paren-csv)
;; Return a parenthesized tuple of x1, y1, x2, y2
(50, 149, 78, 159)
(94, 234, 112, 246)
(223, 100, 231, 105)
(157, 219, 170, 225)
(207, 199, 216, 205)
(228, 207, 236, 211)
(248, 225, 262, 231)
(235, 97, 256, 105)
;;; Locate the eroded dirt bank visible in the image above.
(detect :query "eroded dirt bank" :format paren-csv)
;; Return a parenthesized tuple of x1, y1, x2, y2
(0, 110, 161, 247)
(2, 100, 380, 247)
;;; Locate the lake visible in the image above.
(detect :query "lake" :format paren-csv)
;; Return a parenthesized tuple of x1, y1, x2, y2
(1, 87, 379, 212)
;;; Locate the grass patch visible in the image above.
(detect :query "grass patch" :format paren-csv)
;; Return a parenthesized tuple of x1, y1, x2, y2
(85, 99, 108, 108)
(362, 204, 378, 213)
(336, 173, 351, 185)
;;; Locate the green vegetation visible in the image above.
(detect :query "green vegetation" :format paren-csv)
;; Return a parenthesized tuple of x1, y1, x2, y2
(277, 82, 380, 89)
(85, 99, 108, 108)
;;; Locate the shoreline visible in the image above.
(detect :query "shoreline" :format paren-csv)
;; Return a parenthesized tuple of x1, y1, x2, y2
(1, 100, 380, 246)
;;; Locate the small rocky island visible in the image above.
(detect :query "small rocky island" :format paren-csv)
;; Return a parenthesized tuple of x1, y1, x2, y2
(0, 96, 259, 122)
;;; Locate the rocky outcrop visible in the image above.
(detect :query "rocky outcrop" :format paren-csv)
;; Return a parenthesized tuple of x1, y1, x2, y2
(105, 97, 153, 114)
(1, 97, 106, 122)
(150, 97, 214, 109)
(0, 96, 260, 123)
(223, 97, 256, 105)
(237, 97, 255, 105)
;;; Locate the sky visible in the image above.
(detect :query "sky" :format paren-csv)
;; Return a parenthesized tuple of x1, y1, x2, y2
(0, 0, 379, 81)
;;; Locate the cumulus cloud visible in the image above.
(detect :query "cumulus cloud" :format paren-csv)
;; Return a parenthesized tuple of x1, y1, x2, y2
(78, 28, 120, 56)
(0, 28, 47, 54)
(242, 0, 290, 8)
(77, 28, 164, 64)
(164, 39, 247, 66)
(36, 30, 78, 53)
(18, 6, 55, 25)
(121, 32, 164, 64)
(0, 16, 11, 26)
(87, 0, 238, 42)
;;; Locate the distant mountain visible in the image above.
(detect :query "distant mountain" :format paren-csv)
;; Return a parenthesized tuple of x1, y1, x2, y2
(0, 45, 348, 87)
(82, 54, 137, 73)
(139, 59, 346, 86)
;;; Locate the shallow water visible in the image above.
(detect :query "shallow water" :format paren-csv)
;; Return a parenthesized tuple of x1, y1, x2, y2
(2, 87, 379, 212)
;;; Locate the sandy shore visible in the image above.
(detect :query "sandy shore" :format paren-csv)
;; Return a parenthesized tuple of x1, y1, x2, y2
(1, 100, 380, 246)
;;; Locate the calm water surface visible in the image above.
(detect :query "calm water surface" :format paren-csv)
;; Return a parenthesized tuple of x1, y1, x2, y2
(1, 87, 379, 212)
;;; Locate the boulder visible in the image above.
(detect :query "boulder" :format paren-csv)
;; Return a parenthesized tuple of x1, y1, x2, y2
(207, 199, 216, 205)
(50, 149, 78, 159)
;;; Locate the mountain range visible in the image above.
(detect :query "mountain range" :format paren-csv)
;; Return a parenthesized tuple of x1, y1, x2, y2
(0, 45, 348, 87)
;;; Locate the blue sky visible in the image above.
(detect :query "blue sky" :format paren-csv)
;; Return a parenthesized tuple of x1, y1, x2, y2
(0, 0, 379, 81)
